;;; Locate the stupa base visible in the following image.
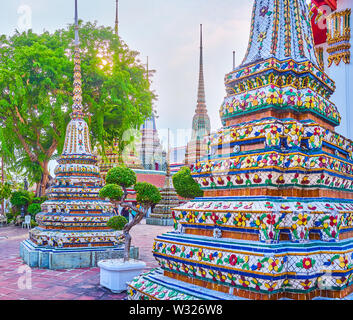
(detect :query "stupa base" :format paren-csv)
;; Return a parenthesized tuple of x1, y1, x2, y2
(19, 239, 139, 270)
(127, 268, 353, 301)
(127, 268, 240, 300)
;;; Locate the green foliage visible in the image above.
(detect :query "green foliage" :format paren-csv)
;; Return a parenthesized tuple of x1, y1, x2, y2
(107, 215, 128, 231)
(10, 190, 31, 207)
(27, 203, 41, 218)
(0, 22, 154, 194)
(134, 182, 161, 206)
(99, 184, 123, 201)
(32, 196, 47, 204)
(31, 219, 38, 228)
(106, 166, 137, 188)
(6, 211, 14, 223)
(172, 166, 203, 199)
(0, 182, 12, 201)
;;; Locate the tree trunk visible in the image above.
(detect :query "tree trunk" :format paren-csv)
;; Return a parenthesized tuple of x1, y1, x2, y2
(122, 210, 146, 262)
(36, 161, 50, 197)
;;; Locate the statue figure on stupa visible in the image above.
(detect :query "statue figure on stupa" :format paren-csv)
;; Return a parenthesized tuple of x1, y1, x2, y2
(128, 0, 353, 300)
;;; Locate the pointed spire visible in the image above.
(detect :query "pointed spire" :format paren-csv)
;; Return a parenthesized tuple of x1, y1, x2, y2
(197, 24, 205, 104)
(74, 0, 79, 46)
(163, 128, 172, 188)
(72, 0, 83, 118)
(115, 0, 119, 36)
(191, 24, 210, 142)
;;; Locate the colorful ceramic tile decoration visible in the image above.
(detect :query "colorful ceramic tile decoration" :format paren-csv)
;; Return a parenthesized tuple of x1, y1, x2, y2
(19, 3, 124, 269)
(128, 0, 353, 300)
(327, 9, 351, 67)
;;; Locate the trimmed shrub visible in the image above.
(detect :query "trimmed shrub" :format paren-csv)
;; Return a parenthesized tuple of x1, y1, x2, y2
(106, 166, 137, 188)
(134, 182, 161, 206)
(99, 184, 123, 201)
(107, 215, 128, 230)
(172, 166, 203, 199)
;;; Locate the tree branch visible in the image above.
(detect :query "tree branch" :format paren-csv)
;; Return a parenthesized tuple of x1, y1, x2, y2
(12, 120, 37, 162)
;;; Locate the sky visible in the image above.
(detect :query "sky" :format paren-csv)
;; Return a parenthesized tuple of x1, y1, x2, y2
(0, 0, 253, 149)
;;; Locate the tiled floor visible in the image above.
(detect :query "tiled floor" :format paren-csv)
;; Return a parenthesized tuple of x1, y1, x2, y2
(0, 220, 173, 300)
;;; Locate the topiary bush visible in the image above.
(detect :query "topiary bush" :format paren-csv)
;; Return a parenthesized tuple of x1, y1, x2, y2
(106, 166, 137, 189)
(99, 184, 123, 201)
(107, 215, 128, 230)
(172, 166, 203, 199)
(102, 165, 162, 261)
(134, 182, 162, 206)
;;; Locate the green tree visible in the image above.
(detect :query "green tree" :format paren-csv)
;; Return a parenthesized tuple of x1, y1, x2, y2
(172, 166, 203, 199)
(0, 182, 12, 216)
(100, 166, 161, 262)
(10, 189, 32, 209)
(0, 22, 154, 196)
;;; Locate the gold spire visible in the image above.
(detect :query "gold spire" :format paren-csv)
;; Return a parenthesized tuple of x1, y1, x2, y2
(72, 0, 84, 119)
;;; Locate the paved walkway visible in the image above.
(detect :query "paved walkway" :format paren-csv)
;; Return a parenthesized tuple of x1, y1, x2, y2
(0, 220, 172, 300)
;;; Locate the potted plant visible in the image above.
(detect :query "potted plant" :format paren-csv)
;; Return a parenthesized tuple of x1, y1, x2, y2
(98, 165, 161, 293)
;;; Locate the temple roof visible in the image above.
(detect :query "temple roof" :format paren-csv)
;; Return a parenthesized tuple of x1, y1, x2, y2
(241, 0, 319, 67)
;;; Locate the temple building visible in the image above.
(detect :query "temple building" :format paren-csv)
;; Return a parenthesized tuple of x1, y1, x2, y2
(184, 24, 211, 166)
(128, 0, 353, 300)
(136, 110, 167, 172)
(310, 0, 352, 139)
(19, 0, 135, 269)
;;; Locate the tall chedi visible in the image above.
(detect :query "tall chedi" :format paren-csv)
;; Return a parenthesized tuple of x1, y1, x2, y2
(146, 130, 180, 226)
(136, 57, 167, 171)
(128, 0, 353, 300)
(20, 0, 131, 270)
(185, 24, 211, 166)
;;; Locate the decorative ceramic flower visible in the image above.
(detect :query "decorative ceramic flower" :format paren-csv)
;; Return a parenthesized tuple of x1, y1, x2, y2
(259, 6, 269, 17)
(302, 258, 313, 270)
(339, 256, 349, 269)
(267, 258, 280, 272)
(229, 254, 238, 266)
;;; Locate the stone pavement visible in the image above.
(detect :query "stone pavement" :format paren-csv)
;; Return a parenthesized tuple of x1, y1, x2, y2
(0, 220, 173, 300)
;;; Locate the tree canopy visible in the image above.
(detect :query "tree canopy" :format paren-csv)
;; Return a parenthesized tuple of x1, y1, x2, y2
(0, 22, 154, 196)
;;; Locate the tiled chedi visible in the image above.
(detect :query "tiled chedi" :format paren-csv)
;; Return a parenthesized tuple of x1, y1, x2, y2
(128, 0, 353, 300)
(20, 4, 124, 269)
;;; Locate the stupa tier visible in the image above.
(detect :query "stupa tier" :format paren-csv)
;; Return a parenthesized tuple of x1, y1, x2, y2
(146, 165, 180, 226)
(128, 0, 353, 300)
(20, 2, 129, 269)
